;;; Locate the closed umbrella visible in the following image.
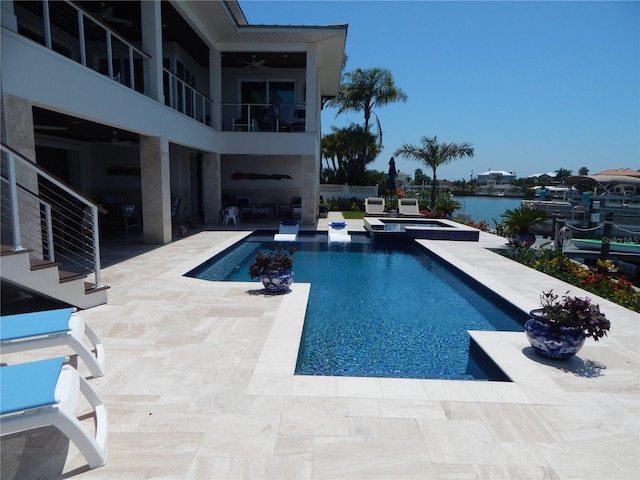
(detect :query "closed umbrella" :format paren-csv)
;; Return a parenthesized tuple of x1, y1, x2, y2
(387, 157, 397, 192)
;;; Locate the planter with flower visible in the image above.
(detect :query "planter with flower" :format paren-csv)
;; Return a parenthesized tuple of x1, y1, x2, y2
(525, 290, 611, 359)
(249, 247, 295, 293)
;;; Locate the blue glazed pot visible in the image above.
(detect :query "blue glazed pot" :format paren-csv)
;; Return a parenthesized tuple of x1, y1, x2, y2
(260, 269, 294, 293)
(525, 309, 586, 360)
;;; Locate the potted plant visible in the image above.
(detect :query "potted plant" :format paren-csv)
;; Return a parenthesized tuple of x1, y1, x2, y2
(501, 207, 546, 247)
(525, 290, 611, 359)
(249, 247, 295, 293)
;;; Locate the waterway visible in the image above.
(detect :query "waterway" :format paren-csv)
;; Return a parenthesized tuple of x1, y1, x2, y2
(454, 196, 522, 225)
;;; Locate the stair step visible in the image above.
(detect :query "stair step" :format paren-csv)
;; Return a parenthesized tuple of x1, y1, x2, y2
(58, 269, 87, 283)
(1, 245, 31, 256)
(29, 258, 62, 271)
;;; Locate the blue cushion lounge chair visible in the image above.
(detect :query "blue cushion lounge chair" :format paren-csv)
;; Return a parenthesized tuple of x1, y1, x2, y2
(274, 220, 299, 241)
(0, 356, 109, 468)
(0, 308, 106, 378)
(328, 221, 351, 243)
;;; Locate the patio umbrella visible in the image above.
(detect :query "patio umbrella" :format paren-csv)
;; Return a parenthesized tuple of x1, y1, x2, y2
(387, 157, 397, 192)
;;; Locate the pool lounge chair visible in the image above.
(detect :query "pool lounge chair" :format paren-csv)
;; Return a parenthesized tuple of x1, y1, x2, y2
(328, 221, 351, 243)
(274, 220, 299, 241)
(0, 356, 109, 469)
(365, 197, 388, 216)
(0, 308, 106, 378)
(398, 198, 426, 217)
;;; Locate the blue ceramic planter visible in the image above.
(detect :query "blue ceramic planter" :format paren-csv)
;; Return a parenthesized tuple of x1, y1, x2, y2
(260, 269, 294, 293)
(525, 309, 586, 360)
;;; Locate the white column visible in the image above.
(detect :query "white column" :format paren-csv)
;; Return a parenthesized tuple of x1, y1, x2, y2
(140, 1, 164, 102)
(210, 49, 222, 130)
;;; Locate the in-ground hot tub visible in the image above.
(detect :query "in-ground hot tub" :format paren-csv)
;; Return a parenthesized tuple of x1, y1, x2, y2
(364, 217, 480, 241)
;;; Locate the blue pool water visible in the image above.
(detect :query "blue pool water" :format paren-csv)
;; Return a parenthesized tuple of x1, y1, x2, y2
(187, 233, 525, 380)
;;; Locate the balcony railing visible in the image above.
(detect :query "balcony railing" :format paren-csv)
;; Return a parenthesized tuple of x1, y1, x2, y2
(163, 68, 213, 125)
(12, 0, 213, 127)
(221, 103, 306, 132)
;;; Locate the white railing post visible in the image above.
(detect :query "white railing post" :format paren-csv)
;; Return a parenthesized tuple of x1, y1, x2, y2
(78, 10, 86, 65)
(106, 31, 114, 79)
(91, 205, 103, 288)
(44, 204, 55, 261)
(43, 0, 52, 49)
(5, 152, 25, 251)
(128, 46, 135, 88)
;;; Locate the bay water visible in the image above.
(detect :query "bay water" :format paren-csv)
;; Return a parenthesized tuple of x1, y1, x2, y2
(454, 196, 522, 225)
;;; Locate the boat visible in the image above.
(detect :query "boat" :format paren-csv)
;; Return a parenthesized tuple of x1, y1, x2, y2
(571, 238, 640, 254)
(521, 174, 640, 236)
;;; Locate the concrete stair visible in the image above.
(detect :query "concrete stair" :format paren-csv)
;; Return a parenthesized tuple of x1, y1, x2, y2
(0, 246, 108, 309)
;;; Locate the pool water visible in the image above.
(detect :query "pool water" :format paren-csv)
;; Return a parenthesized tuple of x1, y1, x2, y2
(187, 233, 525, 380)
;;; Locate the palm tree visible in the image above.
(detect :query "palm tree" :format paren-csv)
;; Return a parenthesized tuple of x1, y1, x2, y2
(395, 136, 474, 208)
(328, 67, 407, 152)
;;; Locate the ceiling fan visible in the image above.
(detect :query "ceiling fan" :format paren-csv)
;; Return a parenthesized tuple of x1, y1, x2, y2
(105, 130, 135, 146)
(94, 2, 133, 27)
(237, 54, 267, 69)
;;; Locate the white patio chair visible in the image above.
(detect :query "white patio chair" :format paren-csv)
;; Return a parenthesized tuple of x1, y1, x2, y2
(398, 198, 426, 217)
(223, 206, 239, 226)
(365, 197, 388, 216)
(0, 356, 109, 469)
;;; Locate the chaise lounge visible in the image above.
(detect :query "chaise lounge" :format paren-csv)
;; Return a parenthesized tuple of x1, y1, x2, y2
(364, 197, 388, 216)
(0, 308, 106, 378)
(274, 220, 299, 242)
(328, 221, 351, 243)
(398, 198, 426, 217)
(0, 356, 109, 469)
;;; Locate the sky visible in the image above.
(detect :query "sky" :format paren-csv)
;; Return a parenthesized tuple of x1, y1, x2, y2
(239, 0, 639, 181)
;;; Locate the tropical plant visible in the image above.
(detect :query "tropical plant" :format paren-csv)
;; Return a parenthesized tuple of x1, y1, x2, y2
(394, 136, 474, 208)
(500, 207, 546, 235)
(321, 125, 380, 185)
(537, 290, 610, 341)
(328, 67, 408, 147)
(248, 247, 295, 278)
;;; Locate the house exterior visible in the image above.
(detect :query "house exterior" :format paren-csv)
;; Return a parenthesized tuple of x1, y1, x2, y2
(476, 170, 516, 185)
(1, 0, 348, 245)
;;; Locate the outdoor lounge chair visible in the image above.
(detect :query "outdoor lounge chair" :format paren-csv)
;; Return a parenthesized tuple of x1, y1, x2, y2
(364, 197, 388, 216)
(398, 198, 426, 217)
(0, 356, 109, 469)
(0, 308, 106, 378)
(328, 221, 351, 243)
(274, 220, 299, 241)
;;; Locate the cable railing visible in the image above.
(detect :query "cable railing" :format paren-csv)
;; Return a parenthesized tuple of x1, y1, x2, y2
(221, 103, 306, 132)
(12, 0, 214, 126)
(163, 68, 214, 125)
(0, 143, 104, 288)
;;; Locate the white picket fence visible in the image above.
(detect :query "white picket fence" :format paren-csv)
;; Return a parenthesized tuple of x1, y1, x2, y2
(319, 184, 378, 200)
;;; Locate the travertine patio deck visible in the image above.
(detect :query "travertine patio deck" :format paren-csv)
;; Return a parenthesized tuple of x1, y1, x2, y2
(2, 213, 638, 479)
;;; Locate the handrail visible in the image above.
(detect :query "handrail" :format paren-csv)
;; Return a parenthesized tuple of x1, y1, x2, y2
(163, 67, 214, 124)
(0, 143, 104, 288)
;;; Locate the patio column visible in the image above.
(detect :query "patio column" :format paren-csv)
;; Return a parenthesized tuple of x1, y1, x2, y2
(140, 135, 171, 243)
(1, 94, 41, 251)
(301, 154, 318, 225)
(202, 152, 221, 224)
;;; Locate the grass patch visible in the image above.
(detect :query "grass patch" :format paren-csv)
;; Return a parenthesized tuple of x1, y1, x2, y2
(340, 211, 366, 220)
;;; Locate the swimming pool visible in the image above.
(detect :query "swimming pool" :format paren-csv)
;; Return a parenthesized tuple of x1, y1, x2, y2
(186, 232, 525, 381)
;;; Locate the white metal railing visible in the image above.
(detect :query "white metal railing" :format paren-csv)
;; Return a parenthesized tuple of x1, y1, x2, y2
(13, 0, 214, 127)
(221, 103, 306, 132)
(163, 68, 214, 125)
(0, 143, 104, 288)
